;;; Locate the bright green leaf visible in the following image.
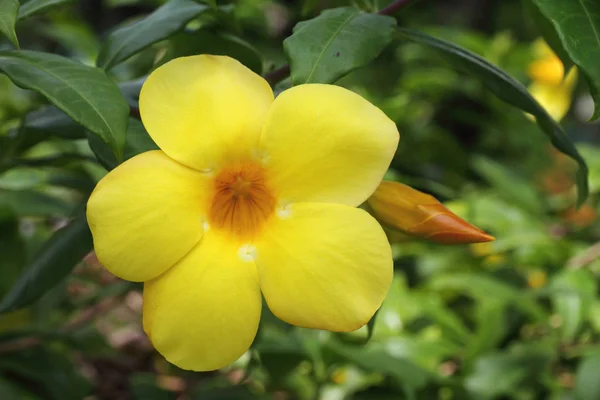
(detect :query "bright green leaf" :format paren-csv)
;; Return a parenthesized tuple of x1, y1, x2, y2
(0, 50, 128, 159)
(96, 0, 208, 70)
(531, 0, 600, 120)
(397, 28, 589, 206)
(17, 0, 74, 20)
(284, 7, 396, 84)
(0, 0, 20, 48)
(550, 269, 596, 342)
(0, 210, 92, 313)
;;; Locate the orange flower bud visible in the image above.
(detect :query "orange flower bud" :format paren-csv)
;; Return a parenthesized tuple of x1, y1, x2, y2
(366, 181, 495, 245)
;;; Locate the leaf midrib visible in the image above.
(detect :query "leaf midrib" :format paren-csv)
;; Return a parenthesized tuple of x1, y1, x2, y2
(304, 11, 356, 83)
(578, 0, 600, 51)
(0, 54, 114, 140)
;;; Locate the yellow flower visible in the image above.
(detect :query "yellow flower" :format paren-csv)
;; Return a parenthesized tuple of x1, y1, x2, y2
(86, 55, 399, 371)
(527, 39, 577, 121)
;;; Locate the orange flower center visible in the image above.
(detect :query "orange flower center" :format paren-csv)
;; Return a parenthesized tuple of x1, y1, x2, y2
(208, 162, 276, 238)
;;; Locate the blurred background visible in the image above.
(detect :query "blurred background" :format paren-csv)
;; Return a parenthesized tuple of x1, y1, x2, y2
(1, 0, 600, 399)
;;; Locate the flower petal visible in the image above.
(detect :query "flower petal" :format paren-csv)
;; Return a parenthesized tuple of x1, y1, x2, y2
(139, 55, 274, 170)
(259, 84, 399, 206)
(143, 231, 261, 371)
(256, 202, 392, 331)
(87, 150, 210, 282)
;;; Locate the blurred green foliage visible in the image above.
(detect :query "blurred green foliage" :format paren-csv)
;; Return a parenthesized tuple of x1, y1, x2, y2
(1, 0, 600, 399)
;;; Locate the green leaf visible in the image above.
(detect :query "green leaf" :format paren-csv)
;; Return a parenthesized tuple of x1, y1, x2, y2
(0, 189, 74, 217)
(88, 117, 158, 170)
(0, 209, 26, 296)
(575, 353, 600, 400)
(96, 0, 209, 70)
(17, 0, 74, 20)
(284, 7, 396, 84)
(397, 28, 589, 206)
(523, 0, 573, 71)
(530, 0, 600, 120)
(471, 156, 542, 214)
(0, 0, 20, 48)
(550, 269, 597, 342)
(166, 30, 263, 74)
(0, 210, 92, 313)
(0, 50, 128, 159)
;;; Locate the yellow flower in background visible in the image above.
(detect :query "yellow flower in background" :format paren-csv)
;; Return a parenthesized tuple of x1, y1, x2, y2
(86, 55, 398, 371)
(527, 39, 577, 121)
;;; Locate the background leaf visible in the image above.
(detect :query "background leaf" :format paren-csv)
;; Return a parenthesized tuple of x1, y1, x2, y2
(0, 50, 128, 159)
(0, 210, 92, 313)
(531, 0, 600, 120)
(96, 0, 208, 70)
(284, 7, 396, 84)
(17, 0, 74, 20)
(575, 353, 600, 400)
(396, 28, 589, 206)
(0, 0, 20, 48)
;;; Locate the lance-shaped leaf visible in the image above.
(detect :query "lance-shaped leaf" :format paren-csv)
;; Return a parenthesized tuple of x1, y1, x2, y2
(17, 0, 74, 20)
(284, 7, 396, 85)
(0, 50, 128, 159)
(396, 28, 589, 206)
(0, 0, 20, 48)
(531, 0, 600, 120)
(0, 211, 92, 313)
(366, 181, 494, 245)
(97, 0, 208, 70)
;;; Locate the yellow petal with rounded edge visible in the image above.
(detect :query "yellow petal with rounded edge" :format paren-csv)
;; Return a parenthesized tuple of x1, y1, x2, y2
(256, 202, 393, 331)
(139, 55, 274, 170)
(143, 231, 261, 371)
(87, 150, 210, 282)
(259, 84, 399, 206)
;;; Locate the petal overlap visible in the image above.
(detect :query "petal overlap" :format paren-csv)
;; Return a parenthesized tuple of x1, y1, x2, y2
(139, 55, 274, 171)
(255, 202, 393, 332)
(258, 84, 399, 206)
(86, 150, 210, 282)
(143, 231, 262, 371)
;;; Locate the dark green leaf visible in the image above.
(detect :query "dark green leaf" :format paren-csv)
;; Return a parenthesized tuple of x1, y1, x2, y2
(0, 209, 26, 296)
(96, 0, 209, 70)
(17, 0, 74, 20)
(131, 374, 176, 400)
(0, 210, 92, 313)
(523, 0, 573, 70)
(0, 50, 129, 159)
(531, 0, 600, 119)
(284, 7, 396, 84)
(0, 189, 74, 217)
(88, 117, 158, 170)
(397, 28, 589, 206)
(0, 346, 91, 400)
(166, 30, 263, 74)
(0, 0, 20, 48)
(575, 353, 600, 400)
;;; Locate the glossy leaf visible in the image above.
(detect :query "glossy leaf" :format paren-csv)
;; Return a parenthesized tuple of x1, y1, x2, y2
(0, 50, 128, 159)
(0, 211, 92, 313)
(531, 0, 600, 119)
(284, 7, 396, 84)
(397, 28, 589, 206)
(96, 0, 208, 70)
(17, 0, 74, 20)
(166, 30, 263, 74)
(0, 0, 19, 48)
(88, 117, 158, 170)
(524, 0, 573, 71)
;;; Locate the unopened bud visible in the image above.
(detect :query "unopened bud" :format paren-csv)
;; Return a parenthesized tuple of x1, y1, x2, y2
(366, 181, 495, 245)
